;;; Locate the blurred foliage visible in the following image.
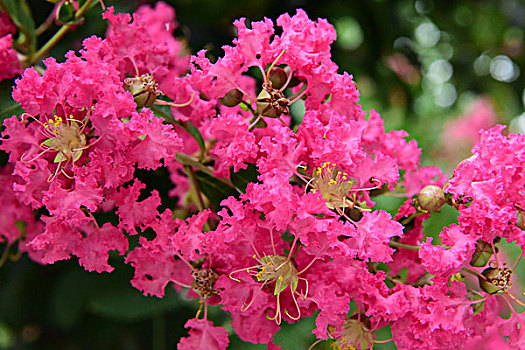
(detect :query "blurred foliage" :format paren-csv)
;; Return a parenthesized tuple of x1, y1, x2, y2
(1, 0, 525, 349)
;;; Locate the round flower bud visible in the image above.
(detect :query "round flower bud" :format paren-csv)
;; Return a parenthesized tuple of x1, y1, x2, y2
(469, 240, 493, 267)
(417, 185, 445, 212)
(268, 67, 288, 90)
(219, 89, 243, 107)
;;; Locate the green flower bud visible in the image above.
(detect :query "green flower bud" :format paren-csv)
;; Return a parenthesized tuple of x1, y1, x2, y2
(56, 0, 76, 25)
(219, 89, 243, 107)
(417, 185, 445, 212)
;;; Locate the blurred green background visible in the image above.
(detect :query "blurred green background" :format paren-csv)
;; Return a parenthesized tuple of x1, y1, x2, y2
(1, 0, 525, 349)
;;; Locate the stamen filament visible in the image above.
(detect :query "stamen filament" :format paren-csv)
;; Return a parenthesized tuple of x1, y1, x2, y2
(265, 49, 286, 83)
(307, 339, 323, 350)
(241, 280, 269, 312)
(505, 291, 525, 308)
(285, 283, 302, 320)
(374, 338, 393, 344)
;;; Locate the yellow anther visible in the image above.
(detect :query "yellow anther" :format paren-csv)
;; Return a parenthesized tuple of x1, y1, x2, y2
(268, 262, 272, 266)
(316, 168, 322, 176)
(253, 254, 256, 258)
(343, 173, 348, 176)
(43, 123, 49, 128)
(337, 171, 342, 175)
(342, 176, 347, 180)
(327, 167, 332, 173)
(328, 179, 337, 185)
(332, 163, 336, 167)
(246, 268, 250, 273)
(278, 276, 283, 281)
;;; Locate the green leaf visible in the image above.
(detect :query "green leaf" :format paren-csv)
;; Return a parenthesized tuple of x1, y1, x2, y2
(186, 122, 206, 159)
(0, 80, 23, 122)
(193, 170, 237, 210)
(1, 0, 36, 55)
(230, 163, 260, 192)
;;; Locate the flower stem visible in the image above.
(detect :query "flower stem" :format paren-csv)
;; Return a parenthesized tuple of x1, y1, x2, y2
(175, 152, 241, 194)
(0, 242, 12, 269)
(462, 267, 485, 280)
(184, 165, 211, 231)
(399, 212, 423, 226)
(27, 0, 95, 66)
(388, 240, 421, 251)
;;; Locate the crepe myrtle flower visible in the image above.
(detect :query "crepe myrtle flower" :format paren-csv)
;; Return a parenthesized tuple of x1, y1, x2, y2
(229, 236, 313, 325)
(295, 161, 382, 223)
(19, 111, 100, 181)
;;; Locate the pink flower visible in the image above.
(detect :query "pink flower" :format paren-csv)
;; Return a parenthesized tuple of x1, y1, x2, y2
(209, 112, 258, 176)
(178, 318, 229, 350)
(0, 164, 43, 247)
(447, 125, 525, 245)
(0, 34, 21, 81)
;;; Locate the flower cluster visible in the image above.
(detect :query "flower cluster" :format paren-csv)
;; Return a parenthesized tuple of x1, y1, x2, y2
(0, 10, 22, 81)
(1, 3, 524, 350)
